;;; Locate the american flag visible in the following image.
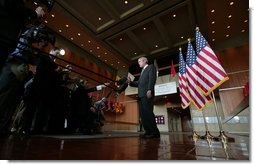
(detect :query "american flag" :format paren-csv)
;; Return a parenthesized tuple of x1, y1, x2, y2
(195, 30, 229, 96)
(186, 41, 212, 110)
(178, 49, 190, 109)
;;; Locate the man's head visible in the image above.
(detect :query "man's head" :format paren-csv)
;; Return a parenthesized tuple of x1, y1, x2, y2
(138, 57, 148, 68)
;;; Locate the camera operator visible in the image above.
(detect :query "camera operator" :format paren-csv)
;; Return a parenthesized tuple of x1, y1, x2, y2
(0, 0, 47, 70)
(0, 23, 56, 135)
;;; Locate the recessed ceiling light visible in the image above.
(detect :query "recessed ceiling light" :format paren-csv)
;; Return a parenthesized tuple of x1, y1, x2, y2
(212, 31, 215, 33)
(34, 2, 38, 5)
(228, 15, 232, 18)
(90, 50, 93, 52)
(244, 20, 248, 23)
(143, 27, 146, 30)
(123, 66, 125, 68)
(230, 2, 234, 5)
(211, 10, 215, 13)
(226, 34, 229, 37)
(65, 24, 69, 28)
(181, 36, 184, 39)
(155, 45, 158, 48)
(212, 21, 215, 24)
(227, 26, 231, 28)
(97, 46, 100, 49)
(104, 52, 107, 54)
(124, 1, 128, 4)
(98, 55, 101, 57)
(88, 40, 91, 43)
(120, 38, 122, 41)
(212, 39, 215, 41)
(241, 30, 245, 32)
(81, 44, 84, 46)
(111, 64, 113, 66)
(98, 17, 102, 21)
(134, 52, 137, 55)
(105, 59, 107, 62)
(70, 37, 73, 40)
(173, 14, 176, 17)
(78, 33, 81, 36)
(58, 29, 62, 33)
(117, 61, 120, 64)
(51, 14, 55, 18)
(44, 20, 48, 23)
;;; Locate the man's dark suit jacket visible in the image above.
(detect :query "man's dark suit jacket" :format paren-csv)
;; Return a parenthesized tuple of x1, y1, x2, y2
(130, 64, 157, 98)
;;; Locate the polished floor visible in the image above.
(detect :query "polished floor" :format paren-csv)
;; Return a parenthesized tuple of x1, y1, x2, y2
(0, 132, 249, 160)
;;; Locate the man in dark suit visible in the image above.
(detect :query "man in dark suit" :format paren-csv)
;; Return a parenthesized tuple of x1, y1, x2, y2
(128, 57, 160, 139)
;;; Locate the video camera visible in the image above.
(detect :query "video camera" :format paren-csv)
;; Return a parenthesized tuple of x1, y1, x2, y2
(32, 24, 55, 46)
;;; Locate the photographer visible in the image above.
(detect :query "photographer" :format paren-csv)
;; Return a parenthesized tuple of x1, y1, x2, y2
(0, 0, 47, 69)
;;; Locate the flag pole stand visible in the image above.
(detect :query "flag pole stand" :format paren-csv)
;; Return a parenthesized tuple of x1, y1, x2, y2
(211, 91, 234, 143)
(200, 111, 217, 145)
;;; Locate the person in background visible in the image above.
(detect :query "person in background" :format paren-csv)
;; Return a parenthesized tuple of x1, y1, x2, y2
(128, 56, 160, 139)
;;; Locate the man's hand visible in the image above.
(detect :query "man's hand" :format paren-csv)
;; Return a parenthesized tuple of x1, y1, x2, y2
(35, 6, 45, 18)
(146, 90, 152, 98)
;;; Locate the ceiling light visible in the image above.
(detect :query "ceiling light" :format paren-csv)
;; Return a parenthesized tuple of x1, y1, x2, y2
(81, 44, 84, 47)
(111, 64, 113, 66)
(134, 52, 137, 55)
(34, 2, 38, 5)
(105, 59, 107, 62)
(65, 24, 69, 28)
(59, 48, 65, 56)
(124, 1, 128, 4)
(51, 14, 55, 18)
(227, 26, 231, 28)
(212, 21, 215, 24)
(173, 14, 176, 17)
(212, 39, 215, 41)
(58, 29, 62, 33)
(226, 34, 229, 37)
(90, 50, 93, 52)
(123, 66, 125, 68)
(230, 2, 234, 5)
(104, 52, 107, 54)
(181, 36, 184, 39)
(143, 27, 146, 30)
(78, 33, 81, 36)
(212, 31, 215, 33)
(211, 10, 215, 13)
(155, 45, 158, 48)
(244, 20, 248, 23)
(98, 55, 101, 57)
(97, 46, 100, 49)
(70, 37, 73, 40)
(98, 17, 102, 21)
(241, 30, 245, 32)
(117, 61, 120, 64)
(228, 15, 232, 18)
(120, 38, 122, 41)
(44, 20, 48, 23)
(88, 40, 91, 43)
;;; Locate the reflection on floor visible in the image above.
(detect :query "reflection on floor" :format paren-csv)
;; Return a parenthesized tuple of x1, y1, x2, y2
(0, 132, 249, 160)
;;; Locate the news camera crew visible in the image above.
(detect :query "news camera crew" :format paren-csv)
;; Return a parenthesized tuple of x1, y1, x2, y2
(68, 79, 109, 135)
(0, 0, 48, 70)
(0, 23, 56, 135)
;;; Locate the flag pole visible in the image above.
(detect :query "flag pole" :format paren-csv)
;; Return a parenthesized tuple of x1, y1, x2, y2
(211, 91, 234, 143)
(200, 111, 215, 145)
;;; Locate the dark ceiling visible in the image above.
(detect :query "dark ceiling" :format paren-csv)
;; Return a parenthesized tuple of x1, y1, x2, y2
(40, 0, 249, 76)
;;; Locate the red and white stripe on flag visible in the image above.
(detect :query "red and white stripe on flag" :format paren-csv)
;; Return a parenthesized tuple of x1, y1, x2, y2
(186, 41, 213, 110)
(178, 48, 190, 109)
(195, 29, 229, 96)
